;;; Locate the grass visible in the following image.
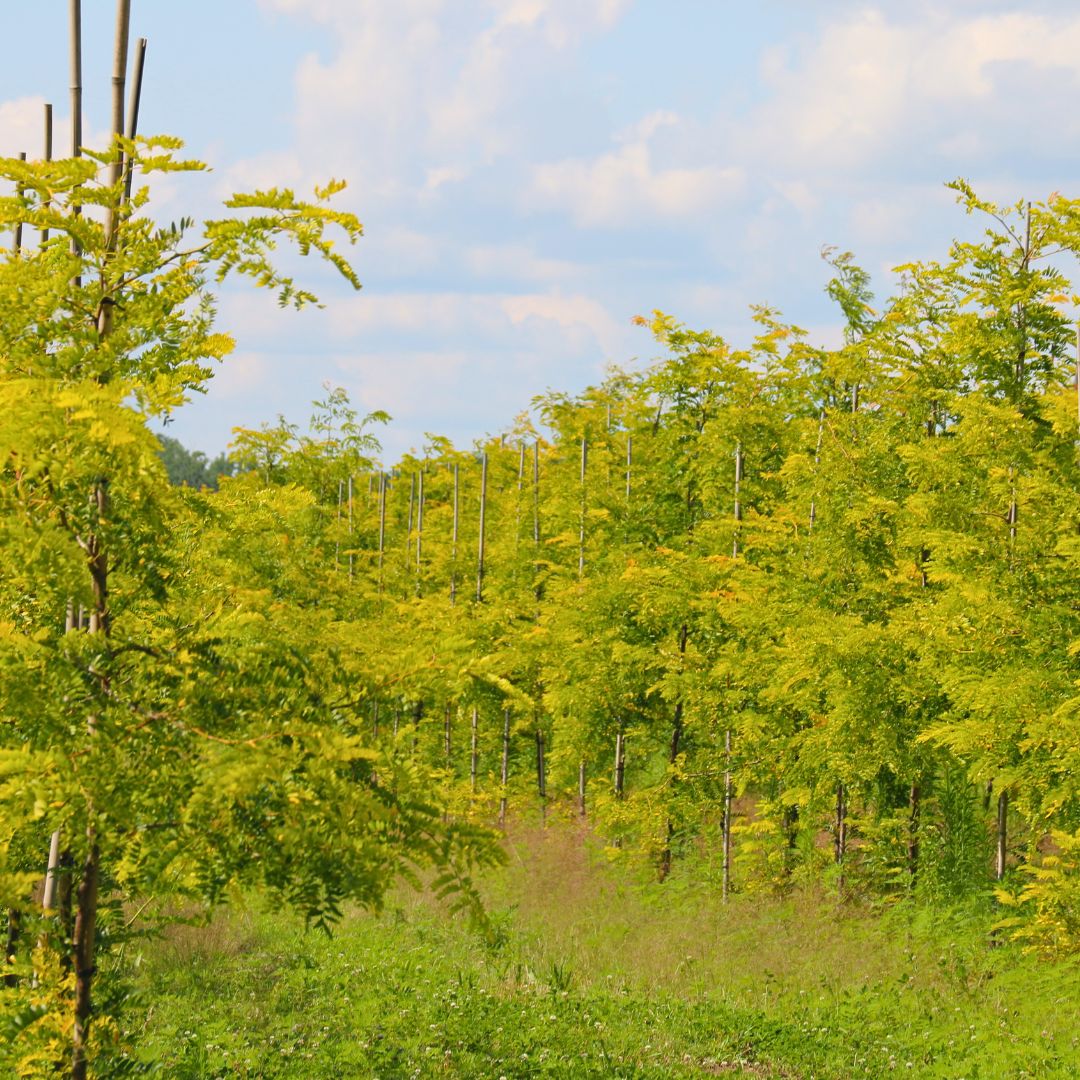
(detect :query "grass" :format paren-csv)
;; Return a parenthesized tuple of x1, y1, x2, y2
(129, 823, 1080, 1078)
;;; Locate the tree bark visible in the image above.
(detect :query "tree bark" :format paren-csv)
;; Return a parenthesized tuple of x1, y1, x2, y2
(996, 789, 1009, 881)
(71, 839, 100, 1080)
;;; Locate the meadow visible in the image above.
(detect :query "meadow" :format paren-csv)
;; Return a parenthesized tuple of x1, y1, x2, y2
(134, 822, 1080, 1079)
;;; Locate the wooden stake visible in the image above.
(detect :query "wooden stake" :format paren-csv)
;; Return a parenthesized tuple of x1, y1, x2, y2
(476, 451, 488, 603)
(69, 0, 83, 289)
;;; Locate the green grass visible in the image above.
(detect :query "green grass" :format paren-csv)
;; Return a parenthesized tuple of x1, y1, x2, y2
(130, 825, 1080, 1078)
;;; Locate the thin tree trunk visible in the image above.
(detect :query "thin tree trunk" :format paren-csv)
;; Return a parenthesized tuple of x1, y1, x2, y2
(14, 152, 26, 252)
(476, 451, 488, 603)
(499, 707, 510, 829)
(625, 434, 632, 501)
(659, 623, 689, 881)
(470, 706, 479, 793)
(3, 909, 19, 987)
(996, 789, 1009, 881)
(722, 727, 733, 901)
(834, 783, 847, 894)
(907, 781, 921, 886)
(535, 729, 546, 821)
(444, 705, 451, 767)
(614, 724, 626, 797)
(578, 761, 586, 818)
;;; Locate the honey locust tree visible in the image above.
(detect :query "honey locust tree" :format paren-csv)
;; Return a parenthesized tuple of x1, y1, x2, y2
(0, 139, 498, 1077)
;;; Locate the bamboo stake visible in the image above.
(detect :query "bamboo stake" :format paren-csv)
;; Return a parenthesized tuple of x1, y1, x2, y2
(450, 462, 459, 604)
(348, 475, 354, 580)
(406, 472, 415, 562)
(377, 472, 386, 590)
(532, 440, 540, 544)
(415, 469, 424, 590)
(335, 479, 343, 569)
(499, 706, 510, 828)
(476, 451, 488, 603)
(578, 436, 587, 579)
(122, 37, 147, 204)
(41, 105, 52, 247)
(69, 0, 83, 289)
(809, 411, 824, 531)
(732, 442, 743, 558)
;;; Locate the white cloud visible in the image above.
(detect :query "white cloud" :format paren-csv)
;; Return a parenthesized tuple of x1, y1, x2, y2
(749, 9, 1080, 171)
(527, 112, 745, 227)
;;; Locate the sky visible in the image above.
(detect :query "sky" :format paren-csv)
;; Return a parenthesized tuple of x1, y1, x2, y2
(2, 0, 1080, 461)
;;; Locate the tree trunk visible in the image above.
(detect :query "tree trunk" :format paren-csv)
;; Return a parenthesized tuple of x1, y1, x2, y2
(722, 728, 733, 901)
(907, 781, 921, 886)
(578, 761, 586, 818)
(996, 789, 1009, 881)
(450, 462, 459, 604)
(834, 783, 847, 894)
(71, 838, 100, 1080)
(470, 706, 479, 794)
(659, 623, 689, 881)
(578, 436, 587, 579)
(3, 908, 19, 987)
(499, 707, 510, 829)
(535, 729, 546, 821)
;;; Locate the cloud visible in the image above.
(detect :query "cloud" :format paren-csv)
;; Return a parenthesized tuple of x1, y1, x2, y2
(748, 9, 1080, 173)
(527, 111, 745, 227)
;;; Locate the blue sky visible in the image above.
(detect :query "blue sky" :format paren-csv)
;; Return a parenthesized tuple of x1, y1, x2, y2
(3, 1, 1080, 461)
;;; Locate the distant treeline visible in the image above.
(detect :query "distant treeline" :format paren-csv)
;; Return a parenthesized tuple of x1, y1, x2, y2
(157, 434, 234, 489)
